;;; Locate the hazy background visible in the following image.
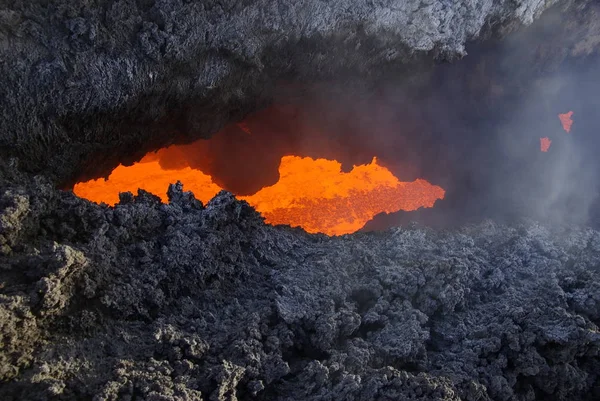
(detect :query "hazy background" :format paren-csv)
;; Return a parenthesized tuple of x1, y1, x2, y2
(145, 7, 600, 229)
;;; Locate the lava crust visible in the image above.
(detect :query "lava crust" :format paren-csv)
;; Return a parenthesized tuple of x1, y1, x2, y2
(1, 168, 599, 400)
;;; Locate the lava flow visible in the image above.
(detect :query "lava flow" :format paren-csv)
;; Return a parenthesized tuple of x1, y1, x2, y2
(73, 155, 445, 235)
(239, 156, 444, 235)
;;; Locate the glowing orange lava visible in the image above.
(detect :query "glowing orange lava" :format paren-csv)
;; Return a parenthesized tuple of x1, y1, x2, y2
(540, 137, 552, 152)
(72, 159, 222, 205)
(73, 155, 445, 235)
(240, 156, 444, 235)
(558, 111, 574, 133)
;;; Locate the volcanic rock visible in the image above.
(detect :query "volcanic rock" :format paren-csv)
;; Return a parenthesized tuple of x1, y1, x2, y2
(1, 0, 599, 186)
(2, 1, 600, 400)
(0, 169, 599, 400)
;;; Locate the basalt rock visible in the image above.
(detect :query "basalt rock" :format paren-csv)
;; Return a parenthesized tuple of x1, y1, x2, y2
(2, 1, 600, 399)
(0, 170, 598, 400)
(1, 0, 599, 187)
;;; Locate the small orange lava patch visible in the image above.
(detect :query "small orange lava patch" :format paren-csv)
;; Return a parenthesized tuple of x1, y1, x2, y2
(540, 137, 552, 152)
(558, 111, 574, 133)
(73, 155, 445, 236)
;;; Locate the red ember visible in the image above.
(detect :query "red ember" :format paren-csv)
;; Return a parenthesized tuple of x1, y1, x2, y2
(540, 137, 552, 152)
(558, 111, 574, 133)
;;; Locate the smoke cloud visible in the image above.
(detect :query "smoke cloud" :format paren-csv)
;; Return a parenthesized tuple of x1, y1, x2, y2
(142, 5, 600, 229)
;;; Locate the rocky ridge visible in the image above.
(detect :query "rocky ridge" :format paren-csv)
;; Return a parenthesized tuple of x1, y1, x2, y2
(0, 167, 599, 400)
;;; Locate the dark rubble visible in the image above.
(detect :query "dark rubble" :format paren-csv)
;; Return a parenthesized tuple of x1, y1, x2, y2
(0, 170, 599, 400)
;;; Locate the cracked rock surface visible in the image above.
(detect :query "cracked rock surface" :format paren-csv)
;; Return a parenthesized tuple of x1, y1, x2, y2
(0, 168, 598, 400)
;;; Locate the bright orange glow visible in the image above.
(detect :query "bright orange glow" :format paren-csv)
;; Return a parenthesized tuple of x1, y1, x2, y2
(72, 160, 222, 205)
(559, 111, 574, 133)
(240, 156, 444, 235)
(73, 155, 445, 235)
(540, 137, 552, 152)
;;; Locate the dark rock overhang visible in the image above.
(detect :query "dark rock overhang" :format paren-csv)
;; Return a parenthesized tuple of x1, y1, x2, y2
(1, 0, 599, 188)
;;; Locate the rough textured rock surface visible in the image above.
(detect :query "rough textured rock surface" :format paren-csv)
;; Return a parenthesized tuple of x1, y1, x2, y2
(0, 0, 595, 186)
(1, 166, 599, 400)
(2, 1, 600, 399)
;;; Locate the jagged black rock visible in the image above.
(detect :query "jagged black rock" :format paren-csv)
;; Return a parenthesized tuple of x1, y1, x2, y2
(0, 169, 599, 400)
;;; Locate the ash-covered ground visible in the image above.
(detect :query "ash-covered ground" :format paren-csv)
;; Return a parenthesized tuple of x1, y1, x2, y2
(1, 165, 599, 400)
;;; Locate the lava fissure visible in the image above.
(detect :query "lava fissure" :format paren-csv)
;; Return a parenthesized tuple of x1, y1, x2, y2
(73, 155, 445, 236)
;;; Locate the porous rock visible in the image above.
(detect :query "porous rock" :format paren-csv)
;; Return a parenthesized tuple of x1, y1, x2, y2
(0, 170, 598, 400)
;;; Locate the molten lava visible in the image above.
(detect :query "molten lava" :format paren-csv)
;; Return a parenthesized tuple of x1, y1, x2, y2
(540, 137, 552, 152)
(239, 156, 444, 235)
(559, 111, 574, 133)
(72, 158, 222, 205)
(73, 155, 445, 235)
